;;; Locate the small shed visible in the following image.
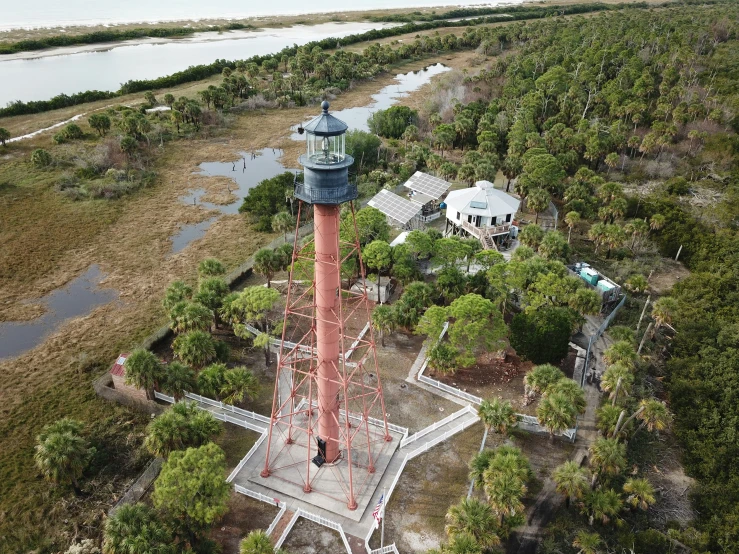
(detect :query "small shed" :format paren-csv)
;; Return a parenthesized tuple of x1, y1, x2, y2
(110, 353, 147, 401)
(352, 277, 394, 304)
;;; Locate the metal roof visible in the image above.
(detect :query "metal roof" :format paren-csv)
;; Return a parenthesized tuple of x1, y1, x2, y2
(303, 101, 348, 136)
(368, 189, 421, 226)
(110, 353, 130, 377)
(444, 181, 520, 217)
(403, 171, 451, 200)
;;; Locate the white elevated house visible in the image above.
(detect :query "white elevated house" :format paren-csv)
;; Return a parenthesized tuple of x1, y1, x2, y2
(444, 180, 520, 250)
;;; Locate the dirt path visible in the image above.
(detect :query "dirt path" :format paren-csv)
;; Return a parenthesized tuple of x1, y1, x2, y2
(512, 319, 609, 554)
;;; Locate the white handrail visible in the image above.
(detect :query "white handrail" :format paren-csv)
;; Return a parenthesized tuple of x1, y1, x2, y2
(400, 405, 475, 448)
(227, 432, 267, 483)
(274, 509, 301, 550)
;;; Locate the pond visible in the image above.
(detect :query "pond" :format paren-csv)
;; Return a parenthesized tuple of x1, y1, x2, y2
(170, 148, 297, 253)
(0, 265, 119, 360)
(290, 62, 450, 139)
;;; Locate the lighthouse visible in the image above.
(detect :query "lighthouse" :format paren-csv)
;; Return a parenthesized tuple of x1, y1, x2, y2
(260, 102, 391, 511)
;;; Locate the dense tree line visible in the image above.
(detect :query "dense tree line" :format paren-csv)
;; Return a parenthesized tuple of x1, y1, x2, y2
(0, 24, 255, 55)
(0, 1, 654, 117)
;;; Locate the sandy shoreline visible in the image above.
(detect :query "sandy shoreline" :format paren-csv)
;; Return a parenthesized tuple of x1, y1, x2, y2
(0, 3, 504, 32)
(0, 29, 269, 62)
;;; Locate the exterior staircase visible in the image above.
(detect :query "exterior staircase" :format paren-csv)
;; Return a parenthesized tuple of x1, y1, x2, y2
(481, 234, 497, 250)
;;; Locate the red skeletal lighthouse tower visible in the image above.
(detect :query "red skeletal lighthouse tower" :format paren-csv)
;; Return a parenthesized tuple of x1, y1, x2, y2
(260, 102, 391, 511)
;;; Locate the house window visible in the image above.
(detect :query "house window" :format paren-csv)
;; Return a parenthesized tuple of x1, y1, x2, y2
(506, 213, 512, 222)
(467, 214, 473, 223)
(491, 216, 497, 225)
(456, 211, 460, 221)
(475, 215, 482, 227)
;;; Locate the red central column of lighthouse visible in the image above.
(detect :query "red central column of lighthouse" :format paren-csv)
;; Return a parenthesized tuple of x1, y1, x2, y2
(313, 203, 341, 463)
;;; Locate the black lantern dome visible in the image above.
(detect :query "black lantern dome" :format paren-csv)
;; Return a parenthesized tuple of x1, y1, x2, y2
(296, 101, 356, 205)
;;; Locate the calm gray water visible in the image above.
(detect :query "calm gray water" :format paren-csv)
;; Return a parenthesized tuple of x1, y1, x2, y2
(0, 265, 118, 360)
(0, 22, 397, 106)
(170, 148, 297, 253)
(291, 62, 450, 138)
(2, 1, 502, 29)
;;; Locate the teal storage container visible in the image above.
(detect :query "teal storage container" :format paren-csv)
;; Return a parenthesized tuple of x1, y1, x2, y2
(580, 268, 599, 286)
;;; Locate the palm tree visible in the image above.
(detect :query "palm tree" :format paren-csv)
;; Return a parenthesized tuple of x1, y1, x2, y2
(144, 402, 222, 458)
(625, 218, 650, 251)
(478, 398, 518, 434)
(468, 449, 495, 489)
(582, 489, 622, 525)
(124, 348, 165, 400)
(523, 364, 564, 403)
(484, 471, 527, 523)
(162, 280, 193, 311)
(595, 405, 627, 438)
(553, 461, 589, 508)
(161, 361, 196, 401)
(169, 301, 214, 334)
(240, 530, 274, 554)
(537, 392, 577, 442)
(636, 399, 672, 432)
(221, 367, 260, 405)
(649, 213, 666, 231)
(623, 477, 656, 510)
(253, 248, 285, 288)
(272, 211, 294, 242)
(603, 224, 626, 258)
(444, 532, 483, 554)
(572, 529, 602, 554)
(372, 305, 396, 347)
(588, 223, 608, 255)
(600, 363, 634, 406)
(547, 379, 586, 414)
(603, 341, 637, 369)
(0, 127, 10, 146)
(144, 409, 190, 457)
(589, 438, 626, 488)
(172, 330, 217, 368)
(198, 258, 226, 277)
(198, 363, 228, 399)
(485, 446, 531, 482)
(565, 211, 581, 243)
(34, 419, 95, 488)
(104, 503, 174, 554)
(651, 297, 678, 331)
(527, 187, 551, 224)
(445, 498, 501, 549)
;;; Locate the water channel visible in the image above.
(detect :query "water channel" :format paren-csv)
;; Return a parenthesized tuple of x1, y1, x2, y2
(290, 62, 450, 138)
(0, 265, 119, 360)
(170, 63, 449, 252)
(0, 22, 397, 106)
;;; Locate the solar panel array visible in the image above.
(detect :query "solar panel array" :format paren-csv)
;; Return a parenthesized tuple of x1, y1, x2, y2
(404, 171, 451, 200)
(368, 189, 421, 225)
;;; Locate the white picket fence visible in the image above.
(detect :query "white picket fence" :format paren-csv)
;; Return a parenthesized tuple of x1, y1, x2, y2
(232, 484, 287, 537)
(154, 390, 269, 433)
(399, 405, 476, 448)
(227, 432, 267, 483)
(418, 372, 484, 405)
(369, 545, 401, 554)
(274, 508, 352, 553)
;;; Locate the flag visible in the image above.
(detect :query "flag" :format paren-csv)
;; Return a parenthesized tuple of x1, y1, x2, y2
(372, 494, 384, 529)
